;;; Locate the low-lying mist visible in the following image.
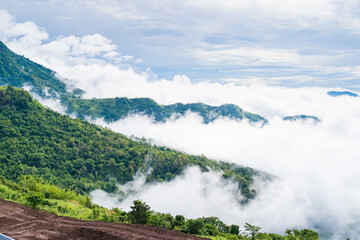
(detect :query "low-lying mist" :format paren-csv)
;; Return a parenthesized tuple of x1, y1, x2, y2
(86, 87, 360, 240)
(31, 83, 360, 239)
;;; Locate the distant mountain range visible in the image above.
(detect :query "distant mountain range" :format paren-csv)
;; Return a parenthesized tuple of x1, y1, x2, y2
(327, 90, 358, 97)
(283, 115, 320, 122)
(0, 41, 319, 123)
(64, 97, 266, 123)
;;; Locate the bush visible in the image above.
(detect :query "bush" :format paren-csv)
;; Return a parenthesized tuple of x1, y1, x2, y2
(26, 192, 44, 209)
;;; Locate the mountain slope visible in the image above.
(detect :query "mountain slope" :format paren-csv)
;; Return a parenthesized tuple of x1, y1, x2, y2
(0, 41, 83, 98)
(0, 198, 208, 240)
(0, 86, 262, 200)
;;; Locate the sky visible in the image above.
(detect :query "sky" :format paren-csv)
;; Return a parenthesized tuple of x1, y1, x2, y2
(1, 0, 360, 89)
(2, 1, 360, 239)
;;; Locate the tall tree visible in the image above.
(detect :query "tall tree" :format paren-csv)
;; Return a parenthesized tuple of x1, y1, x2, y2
(244, 223, 261, 240)
(128, 200, 151, 224)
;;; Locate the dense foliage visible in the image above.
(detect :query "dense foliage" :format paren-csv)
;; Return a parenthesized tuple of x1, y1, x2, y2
(0, 86, 261, 200)
(63, 97, 267, 124)
(0, 176, 319, 240)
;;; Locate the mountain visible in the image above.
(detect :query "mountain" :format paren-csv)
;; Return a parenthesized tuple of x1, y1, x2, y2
(64, 97, 266, 123)
(0, 86, 263, 200)
(0, 40, 265, 124)
(283, 115, 320, 122)
(0, 41, 83, 98)
(327, 90, 358, 97)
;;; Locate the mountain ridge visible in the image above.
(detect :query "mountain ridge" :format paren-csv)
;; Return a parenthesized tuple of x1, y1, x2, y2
(64, 97, 266, 123)
(0, 40, 317, 124)
(0, 41, 83, 98)
(327, 90, 358, 97)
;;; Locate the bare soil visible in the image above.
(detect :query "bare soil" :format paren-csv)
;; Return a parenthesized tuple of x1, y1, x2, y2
(0, 199, 208, 240)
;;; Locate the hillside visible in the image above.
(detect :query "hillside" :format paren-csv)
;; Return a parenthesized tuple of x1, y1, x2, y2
(0, 176, 319, 240)
(0, 41, 83, 98)
(0, 198, 208, 240)
(0, 86, 262, 200)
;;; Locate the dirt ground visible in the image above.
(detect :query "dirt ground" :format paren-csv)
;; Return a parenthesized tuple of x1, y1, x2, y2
(0, 199, 209, 240)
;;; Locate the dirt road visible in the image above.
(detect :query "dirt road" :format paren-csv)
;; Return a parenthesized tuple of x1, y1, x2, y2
(0, 199, 208, 240)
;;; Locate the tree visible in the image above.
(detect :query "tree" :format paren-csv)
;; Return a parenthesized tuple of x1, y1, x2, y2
(187, 219, 204, 234)
(83, 195, 93, 208)
(244, 223, 261, 240)
(174, 215, 185, 226)
(285, 229, 319, 240)
(128, 200, 151, 224)
(230, 224, 240, 235)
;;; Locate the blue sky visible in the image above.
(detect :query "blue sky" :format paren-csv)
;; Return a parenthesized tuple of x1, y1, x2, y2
(1, 0, 360, 89)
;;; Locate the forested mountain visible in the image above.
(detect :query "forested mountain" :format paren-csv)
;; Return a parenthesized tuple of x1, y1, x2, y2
(0, 41, 83, 98)
(0, 86, 263, 201)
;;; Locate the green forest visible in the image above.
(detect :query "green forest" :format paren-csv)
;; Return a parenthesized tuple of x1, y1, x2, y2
(0, 86, 262, 200)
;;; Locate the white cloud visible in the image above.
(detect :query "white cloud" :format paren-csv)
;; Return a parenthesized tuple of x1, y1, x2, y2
(185, 0, 336, 27)
(103, 51, 120, 58)
(0, 10, 48, 47)
(193, 46, 301, 66)
(0, 9, 14, 32)
(221, 76, 322, 86)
